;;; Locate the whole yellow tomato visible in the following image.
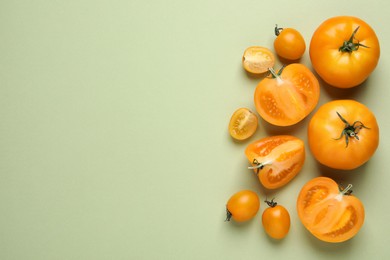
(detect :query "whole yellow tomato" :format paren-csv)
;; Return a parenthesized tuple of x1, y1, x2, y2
(308, 100, 379, 170)
(310, 16, 380, 88)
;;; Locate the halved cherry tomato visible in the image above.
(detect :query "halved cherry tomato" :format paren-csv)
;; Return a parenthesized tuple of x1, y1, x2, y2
(274, 25, 306, 60)
(226, 190, 260, 222)
(308, 100, 379, 170)
(242, 46, 275, 74)
(262, 199, 290, 239)
(310, 16, 380, 88)
(228, 108, 258, 140)
(297, 177, 365, 243)
(245, 135, 305, 189)
(254, 63, 320, 126)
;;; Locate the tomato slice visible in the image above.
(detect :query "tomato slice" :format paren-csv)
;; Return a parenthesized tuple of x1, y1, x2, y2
(242, 46, 275, 74)
(228, 108, 258, 140)
(245, 135, 305, 189)
(297, 177, 365, 243)
(254, 63, 320, 126)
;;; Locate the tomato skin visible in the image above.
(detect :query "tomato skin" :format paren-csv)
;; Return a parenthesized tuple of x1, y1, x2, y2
(274, 27, 306, 60)
(226, 190, 260, 222)
(245, 135, 305, 189)
(297, 177, 365, 243)
(242, 46, 275, 74)
(254, 63, 320, 126)
(308, 100, 379, 170)
(228, 108, 258, 141)
(310, 16, 380, 88)
(262, 203, 290, 239)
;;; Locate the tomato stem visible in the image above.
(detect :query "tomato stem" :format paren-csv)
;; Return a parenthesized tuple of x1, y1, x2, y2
(268, 65, 286, 79)
(340, 184, 353, 196)
(225, 207, 232, 222)
(248, 159, 272, 174)
(265, 198, 277, 207)
(339, 26, 369, 53)
(334, 111, 370, 147)
(275, 24, 283, 36)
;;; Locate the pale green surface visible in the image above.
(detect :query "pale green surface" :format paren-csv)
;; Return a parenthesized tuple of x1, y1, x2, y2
(1, 0, 390, 259)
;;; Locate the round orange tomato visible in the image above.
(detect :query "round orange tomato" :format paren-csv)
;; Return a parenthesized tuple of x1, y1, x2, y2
(245, 135, 305, 189)
(228, 108, 258, 141)
(310, 16, 380, 88)
(297, 177, 365, 243)
(308, 100, 379, 170)
(274, 25, 306, 60)
(254, 63, 320, 126)
(262, 199, 290, 239)
(226, 190, 260, 222)
(242, 46, 275, 74)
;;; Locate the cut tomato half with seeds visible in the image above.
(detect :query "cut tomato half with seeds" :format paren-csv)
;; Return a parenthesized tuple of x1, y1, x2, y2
(297, 177, 365, 243)
(245, 135, 305, 189)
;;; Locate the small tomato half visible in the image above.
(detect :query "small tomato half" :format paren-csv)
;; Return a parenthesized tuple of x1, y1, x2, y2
(310, 16, 380, 88)
(254, 63, 320, 126)
(245, 135, 305, 189)
(297, 177, 365, 243)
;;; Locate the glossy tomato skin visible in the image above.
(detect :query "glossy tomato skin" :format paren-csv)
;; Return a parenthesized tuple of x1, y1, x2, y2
(226, 190, 260, 222)
(254, 63, 320, 126)
(297, 177, 365, 243)
(310, 16, 380, 88)
(262, 203, 290, 239)
(228, 108, 258, 141)
(245, 135, 305, 189)
(308, 100, 379, 170)
(274, 28, 306, 60)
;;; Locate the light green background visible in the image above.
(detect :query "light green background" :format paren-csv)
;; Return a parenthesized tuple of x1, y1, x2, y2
(1, 0, 389, 259)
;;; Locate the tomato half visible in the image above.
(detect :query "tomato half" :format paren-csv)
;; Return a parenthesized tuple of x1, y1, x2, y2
(242, 46, 275, 74)
(308, 100, 379, 170)
(274, 25, 306, 60)
(245, 135, 305, 189)
(226, 190, 260, 222)
(262, 199, 290, 239)
(254, 63, 320, 126)
(310, 16, 380, 88)
(297, 177, 365, 243)
(228, 108, 258, 141)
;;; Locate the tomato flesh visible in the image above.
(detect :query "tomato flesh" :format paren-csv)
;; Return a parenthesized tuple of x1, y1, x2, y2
(242, 46, 275, 74)
(245, 135, 305, 189)
(297, 177, 365, 243)
(254, 63, 320, 126)
(228, 108, 258, 140)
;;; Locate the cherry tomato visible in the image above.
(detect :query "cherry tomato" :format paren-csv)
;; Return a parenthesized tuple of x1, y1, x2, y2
(308, 100, 379, 170)
(274, 25, 306, 60)
(254, 63, 320, 126)
(242, 46, 275, 74)
(245, 135, 305, 189)
(225, 190, 260, 222)
(310, 16, 380, 88)
(297, 177, 365, 243)
(262, 199, 290, 239)
(228, 108, 258, 141)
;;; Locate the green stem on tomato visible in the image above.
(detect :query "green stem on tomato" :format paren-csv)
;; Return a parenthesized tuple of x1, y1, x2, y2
(339, 26, 369, 52)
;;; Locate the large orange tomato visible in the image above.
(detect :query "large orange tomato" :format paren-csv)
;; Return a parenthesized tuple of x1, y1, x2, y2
(297, 177, 365, 243)
(308, 100, 379, 170)
(254, 63, 320, 126)
(310, 16, 380, 88)
(245, 135, 305, 189)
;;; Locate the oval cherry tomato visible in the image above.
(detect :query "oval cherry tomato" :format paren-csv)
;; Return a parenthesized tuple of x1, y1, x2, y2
(262, 199, 290, 239)
(297, 177, 365, 243)
(274, 25, 306, 60)
(308, 100, 379, 170)
(310, 16, 380, 88)
(242, 46, 275, 74)
(245, 135, 305, 189)
(228, 108, 258, 141)
(254, 63, 320, 126)
(226, 190, 260, 222)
